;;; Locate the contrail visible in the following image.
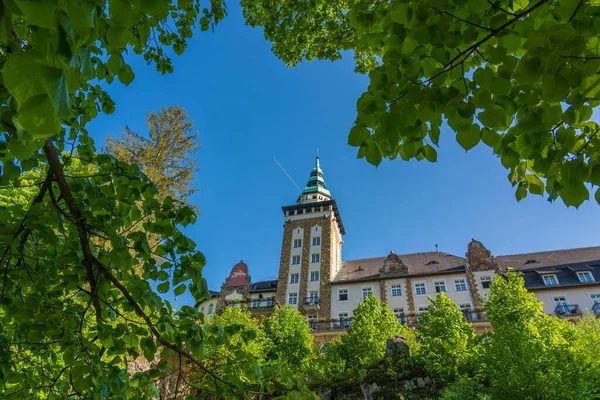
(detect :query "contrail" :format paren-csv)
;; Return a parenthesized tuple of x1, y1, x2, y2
(273, 157, 302, 193)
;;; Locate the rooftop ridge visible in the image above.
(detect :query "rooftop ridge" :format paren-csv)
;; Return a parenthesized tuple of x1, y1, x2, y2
(495, 245, 600, 258)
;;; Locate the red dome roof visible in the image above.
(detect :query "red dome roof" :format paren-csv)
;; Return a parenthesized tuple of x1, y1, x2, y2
(224, 260, 250, 286)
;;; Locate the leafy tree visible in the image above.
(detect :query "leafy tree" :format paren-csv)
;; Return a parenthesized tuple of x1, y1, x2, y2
(0, 1, 311, 398)
(242, 0, 600, 206)
(262, 305, 313, 369)
(483, 270, 582, 399)
(416, 293, 477, 383)
(103, 105, 200, 210)
(571, 315, 600, 398)
(311, 295, 403, 390)
(206, 305, 272, 364)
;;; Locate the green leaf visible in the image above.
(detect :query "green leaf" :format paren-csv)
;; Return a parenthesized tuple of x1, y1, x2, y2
(107, 54, 123, 75)
(423, 144, 437, 162)
(15, 94, 61, 137)
(15, 0, 57, 29)
(525, 175, 544, 195)
(3, 52, 46, 107)
(595, 188, 600, 205)
(481, 128, 501, 149)
(157, 281, 170, 293)
(41, 66, 71, 119)
(516, 183, 527, 201)
(174, 283, 187, 296)
(542, 73, 570, 102)
(366, 143, 382, 166)
(118, 64, 135, 86)
(456, 124, 480, 151)
(560, 182, 588, 208)
(348, 125, 369, 146)
(140, 337, 156, 362)
(478, 104, 508, 131)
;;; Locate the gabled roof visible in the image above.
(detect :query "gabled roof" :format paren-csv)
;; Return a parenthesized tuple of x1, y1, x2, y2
(494, 246, 600, 271)
(332, 252, 466, 283)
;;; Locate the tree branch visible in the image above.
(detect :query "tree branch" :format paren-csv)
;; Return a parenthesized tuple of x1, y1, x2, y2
(42, 139, 102, 326)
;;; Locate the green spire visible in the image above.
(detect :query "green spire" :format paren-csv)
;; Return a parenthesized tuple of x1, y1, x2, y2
(297, 155, 331, 204)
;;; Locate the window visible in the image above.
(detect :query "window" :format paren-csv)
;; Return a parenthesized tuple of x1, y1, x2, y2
(338, 288, 348, 301)
(577, 271, 594, 283)
(266, 298, 274, 307)
(553, 296, 568, 306)
(454, 278, 468, 292)
(434, 281, 447, 293)
(591, 294, 600, 305)
(459, 303, 472, 311)
(200, 306, 205, 313)
(480, 276, 491, 289)
(414, 282, 427, 295)
(312, 253, 320, 263)
(418, 306, 429, 316)
(393, 308, 405, 317)
(292, 256, 301, 265)
(362, 287, 373, 299)
(208, 304, 214, 314)
(310, 271, 320, 281)
(290, 273, 299, 284)
(309, 291, 318, 303)
(391, 284, 402, 296)
(542, 274, 559, 286)
(312, 237, 321, 246)
(288, 293, 298, 305)
(338, 312, 350, 328)
(251, 299, 260, 308)
(307, 315, 318, 322)
(293, 239, 302, 248)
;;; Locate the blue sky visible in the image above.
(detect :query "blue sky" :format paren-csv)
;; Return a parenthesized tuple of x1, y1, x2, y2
(88, 3, 600, 306)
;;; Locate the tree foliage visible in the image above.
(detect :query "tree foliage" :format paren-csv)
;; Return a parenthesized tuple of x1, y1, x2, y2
(415, 293, 477, 383)
(242, 0, 600, 207)
(262, 305, 313, 369)
(481, 270, 586, 400)
(311, 294, 404, 390)
(103, 106, 200, 210)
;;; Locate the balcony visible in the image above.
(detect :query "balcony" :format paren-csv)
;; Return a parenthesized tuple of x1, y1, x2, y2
(248, 297, 275, 311)
(462, 309, 488, 322)
(592, 303, 600, 318)
(555, 304, 581, 317)
(308, 319, 351, 331)
(303, 296, 320, 311)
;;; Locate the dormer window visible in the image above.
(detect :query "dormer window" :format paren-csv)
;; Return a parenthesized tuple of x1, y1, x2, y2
(542, 274, 559, 286)
(525, 259, 539, 265)
(577, 271, 594, 283)
(426, 260, 439, 265)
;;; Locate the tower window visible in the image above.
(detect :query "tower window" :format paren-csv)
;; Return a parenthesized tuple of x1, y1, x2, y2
(310, 271, 320, 281)
(312, 237, 321, 246)
(290, 273, 299, 284)
(391, 285, 402, 296)
(293, 239, 302, 248)
(311, 254, 320, 263)
(208, 304, 214, 314)
(292, 256, 301, 265)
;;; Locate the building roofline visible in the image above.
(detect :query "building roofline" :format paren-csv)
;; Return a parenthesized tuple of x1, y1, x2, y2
(330, 267, 467, 285)
(282, 199, 345, 235)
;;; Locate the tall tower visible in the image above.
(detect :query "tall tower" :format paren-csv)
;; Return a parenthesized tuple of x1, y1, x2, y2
(275, 156, 345, 320)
